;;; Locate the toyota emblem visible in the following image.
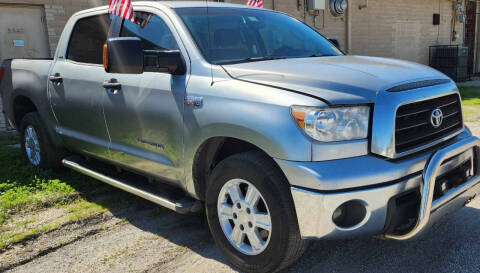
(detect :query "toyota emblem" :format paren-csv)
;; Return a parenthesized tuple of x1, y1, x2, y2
(430, 108, 444, 128)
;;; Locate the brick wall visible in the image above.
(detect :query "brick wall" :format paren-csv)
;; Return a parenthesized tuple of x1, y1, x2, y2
(348, 0, 464, 64)
(43, 0, 110, 56)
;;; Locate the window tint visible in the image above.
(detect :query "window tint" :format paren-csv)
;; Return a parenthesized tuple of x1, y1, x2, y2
(67, 14, 111, 64)
(120, 12, 179, 51)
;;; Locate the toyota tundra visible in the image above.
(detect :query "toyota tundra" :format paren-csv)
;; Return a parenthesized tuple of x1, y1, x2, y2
(1, 2, 479, 272)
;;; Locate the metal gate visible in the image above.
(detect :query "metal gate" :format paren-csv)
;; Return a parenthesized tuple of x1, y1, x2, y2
(465, 0, 478, 74)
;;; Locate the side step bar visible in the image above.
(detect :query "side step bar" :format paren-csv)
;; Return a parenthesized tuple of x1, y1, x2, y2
(62, 156, 202, 214)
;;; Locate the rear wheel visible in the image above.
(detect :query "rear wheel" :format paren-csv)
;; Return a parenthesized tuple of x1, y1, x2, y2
(206, 151, 308, 273)
(19, 112, 66, 169)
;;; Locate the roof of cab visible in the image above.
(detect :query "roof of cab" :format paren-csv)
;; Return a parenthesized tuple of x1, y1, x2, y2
(134, 1, 259, 9)
(73, 1, 263, 19)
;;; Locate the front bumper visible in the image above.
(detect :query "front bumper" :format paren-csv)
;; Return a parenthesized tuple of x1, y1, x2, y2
(277, 133, 480, 240)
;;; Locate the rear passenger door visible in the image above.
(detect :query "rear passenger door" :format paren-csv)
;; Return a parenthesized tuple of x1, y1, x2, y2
(102, 11, 188, 183)
(49, 13, 112, 158)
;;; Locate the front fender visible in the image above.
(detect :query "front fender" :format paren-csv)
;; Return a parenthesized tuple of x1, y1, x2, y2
(182, 76, 326, 198)
(185, 99, 314, 162)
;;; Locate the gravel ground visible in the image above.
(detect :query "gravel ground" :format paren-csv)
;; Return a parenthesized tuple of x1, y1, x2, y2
(3, 198, 479, 273)
(2, 123, 480, 273)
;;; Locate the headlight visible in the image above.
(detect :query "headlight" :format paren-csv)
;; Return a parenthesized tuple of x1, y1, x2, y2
(291, 105, 370, 142)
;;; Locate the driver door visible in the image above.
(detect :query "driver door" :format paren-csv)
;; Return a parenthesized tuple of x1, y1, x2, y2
(102, 11, 187, 183)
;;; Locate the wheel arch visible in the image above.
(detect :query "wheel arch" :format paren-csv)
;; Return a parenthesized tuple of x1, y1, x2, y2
(13, 95, 39, 128)
(192, 136, 288, 201)
(11, 92, 64, 148)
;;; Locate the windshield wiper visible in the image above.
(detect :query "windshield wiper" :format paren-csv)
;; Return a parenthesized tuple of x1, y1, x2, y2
(218, 56, 286, 65)
(306, 54, 338, 57)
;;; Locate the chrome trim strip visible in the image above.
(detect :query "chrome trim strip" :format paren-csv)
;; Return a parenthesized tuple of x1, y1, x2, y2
(394, 127, 464, 158)
(384, 136, 480, 240)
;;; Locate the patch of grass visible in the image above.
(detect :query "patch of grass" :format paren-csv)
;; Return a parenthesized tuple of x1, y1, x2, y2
(1, 178, 77, 211)
(0, 209, 8, 226)
(0, 227, 40, 249)
(459, 86, 480, 106)
(459, 86, 480, 122)
(101, 245, 131, 265)
(55, 239, 66, 247)
(40, 222, 61, 233)
(0, 133, 143, 251)
(65, 199, 106, 222)
(11, 227, 39, 243)
(16, 217, 35, 228)
(0, 132, 18, 146)
(0, 134, 108, 226)
(0, 133, 121, 249)
(462, 105, 480, 122)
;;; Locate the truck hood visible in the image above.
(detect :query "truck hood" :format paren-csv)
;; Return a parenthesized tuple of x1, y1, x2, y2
(222, 56, 451, 104)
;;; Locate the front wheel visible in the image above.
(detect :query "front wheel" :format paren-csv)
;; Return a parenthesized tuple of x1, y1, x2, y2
(206, 151, 308, 273)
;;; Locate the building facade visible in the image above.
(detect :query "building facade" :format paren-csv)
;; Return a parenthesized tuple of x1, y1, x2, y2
(0, 0, 479, 131)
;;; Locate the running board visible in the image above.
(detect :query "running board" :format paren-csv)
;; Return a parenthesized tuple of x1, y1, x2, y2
(62, 156, 202, 214)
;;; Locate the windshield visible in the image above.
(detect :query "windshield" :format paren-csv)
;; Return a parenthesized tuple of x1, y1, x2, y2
(175, 8, 343, 65)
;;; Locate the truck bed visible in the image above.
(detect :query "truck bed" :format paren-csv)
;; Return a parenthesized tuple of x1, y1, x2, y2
(0, 58, 53, 129)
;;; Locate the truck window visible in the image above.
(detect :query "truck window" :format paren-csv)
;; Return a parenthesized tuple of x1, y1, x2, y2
(120, 12, 179, 51)
(175, 8, 342, 65)
(67, 14, 111, 65)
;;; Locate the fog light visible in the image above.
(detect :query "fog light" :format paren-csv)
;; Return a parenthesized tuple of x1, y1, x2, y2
(332, 200, 367, 229)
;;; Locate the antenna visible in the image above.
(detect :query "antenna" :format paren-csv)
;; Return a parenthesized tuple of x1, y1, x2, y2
(206, 0, 214, 86)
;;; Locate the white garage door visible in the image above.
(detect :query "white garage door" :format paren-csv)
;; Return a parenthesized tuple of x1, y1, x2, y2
(0, 4, 50, 62)
(0, 4, 50, 131)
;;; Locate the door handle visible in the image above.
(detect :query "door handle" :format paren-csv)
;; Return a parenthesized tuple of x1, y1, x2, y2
(49, 73, 63, 83)
(103, 81, 122, 90)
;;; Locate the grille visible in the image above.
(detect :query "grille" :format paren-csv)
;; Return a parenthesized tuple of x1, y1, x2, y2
(395, 94, 463, 153)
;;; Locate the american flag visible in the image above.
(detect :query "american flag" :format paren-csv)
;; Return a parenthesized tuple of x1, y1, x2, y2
(246, 0, 263, 8)
(108, 0, 135, 22)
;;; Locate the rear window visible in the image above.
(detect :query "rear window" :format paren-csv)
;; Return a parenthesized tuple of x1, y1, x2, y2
(67, 14, 111, 64)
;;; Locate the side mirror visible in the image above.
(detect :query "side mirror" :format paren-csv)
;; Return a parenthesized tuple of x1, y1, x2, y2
(144, 50, 186, 75)
(328, 38, 341, 49)
(104, 37, 143, 74)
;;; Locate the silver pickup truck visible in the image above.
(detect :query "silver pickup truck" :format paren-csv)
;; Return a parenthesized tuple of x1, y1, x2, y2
(1, 2, 479, 272)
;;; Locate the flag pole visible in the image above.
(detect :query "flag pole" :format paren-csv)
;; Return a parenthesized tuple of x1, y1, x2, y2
(206, 0, 214, 86)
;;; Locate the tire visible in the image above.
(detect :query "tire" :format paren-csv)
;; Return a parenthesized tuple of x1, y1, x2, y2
(19, 112, 66, 169)
(206, 151, 308, 273)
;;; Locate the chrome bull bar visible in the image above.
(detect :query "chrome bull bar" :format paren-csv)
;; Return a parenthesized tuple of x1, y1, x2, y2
(385, 136, 480, 240)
